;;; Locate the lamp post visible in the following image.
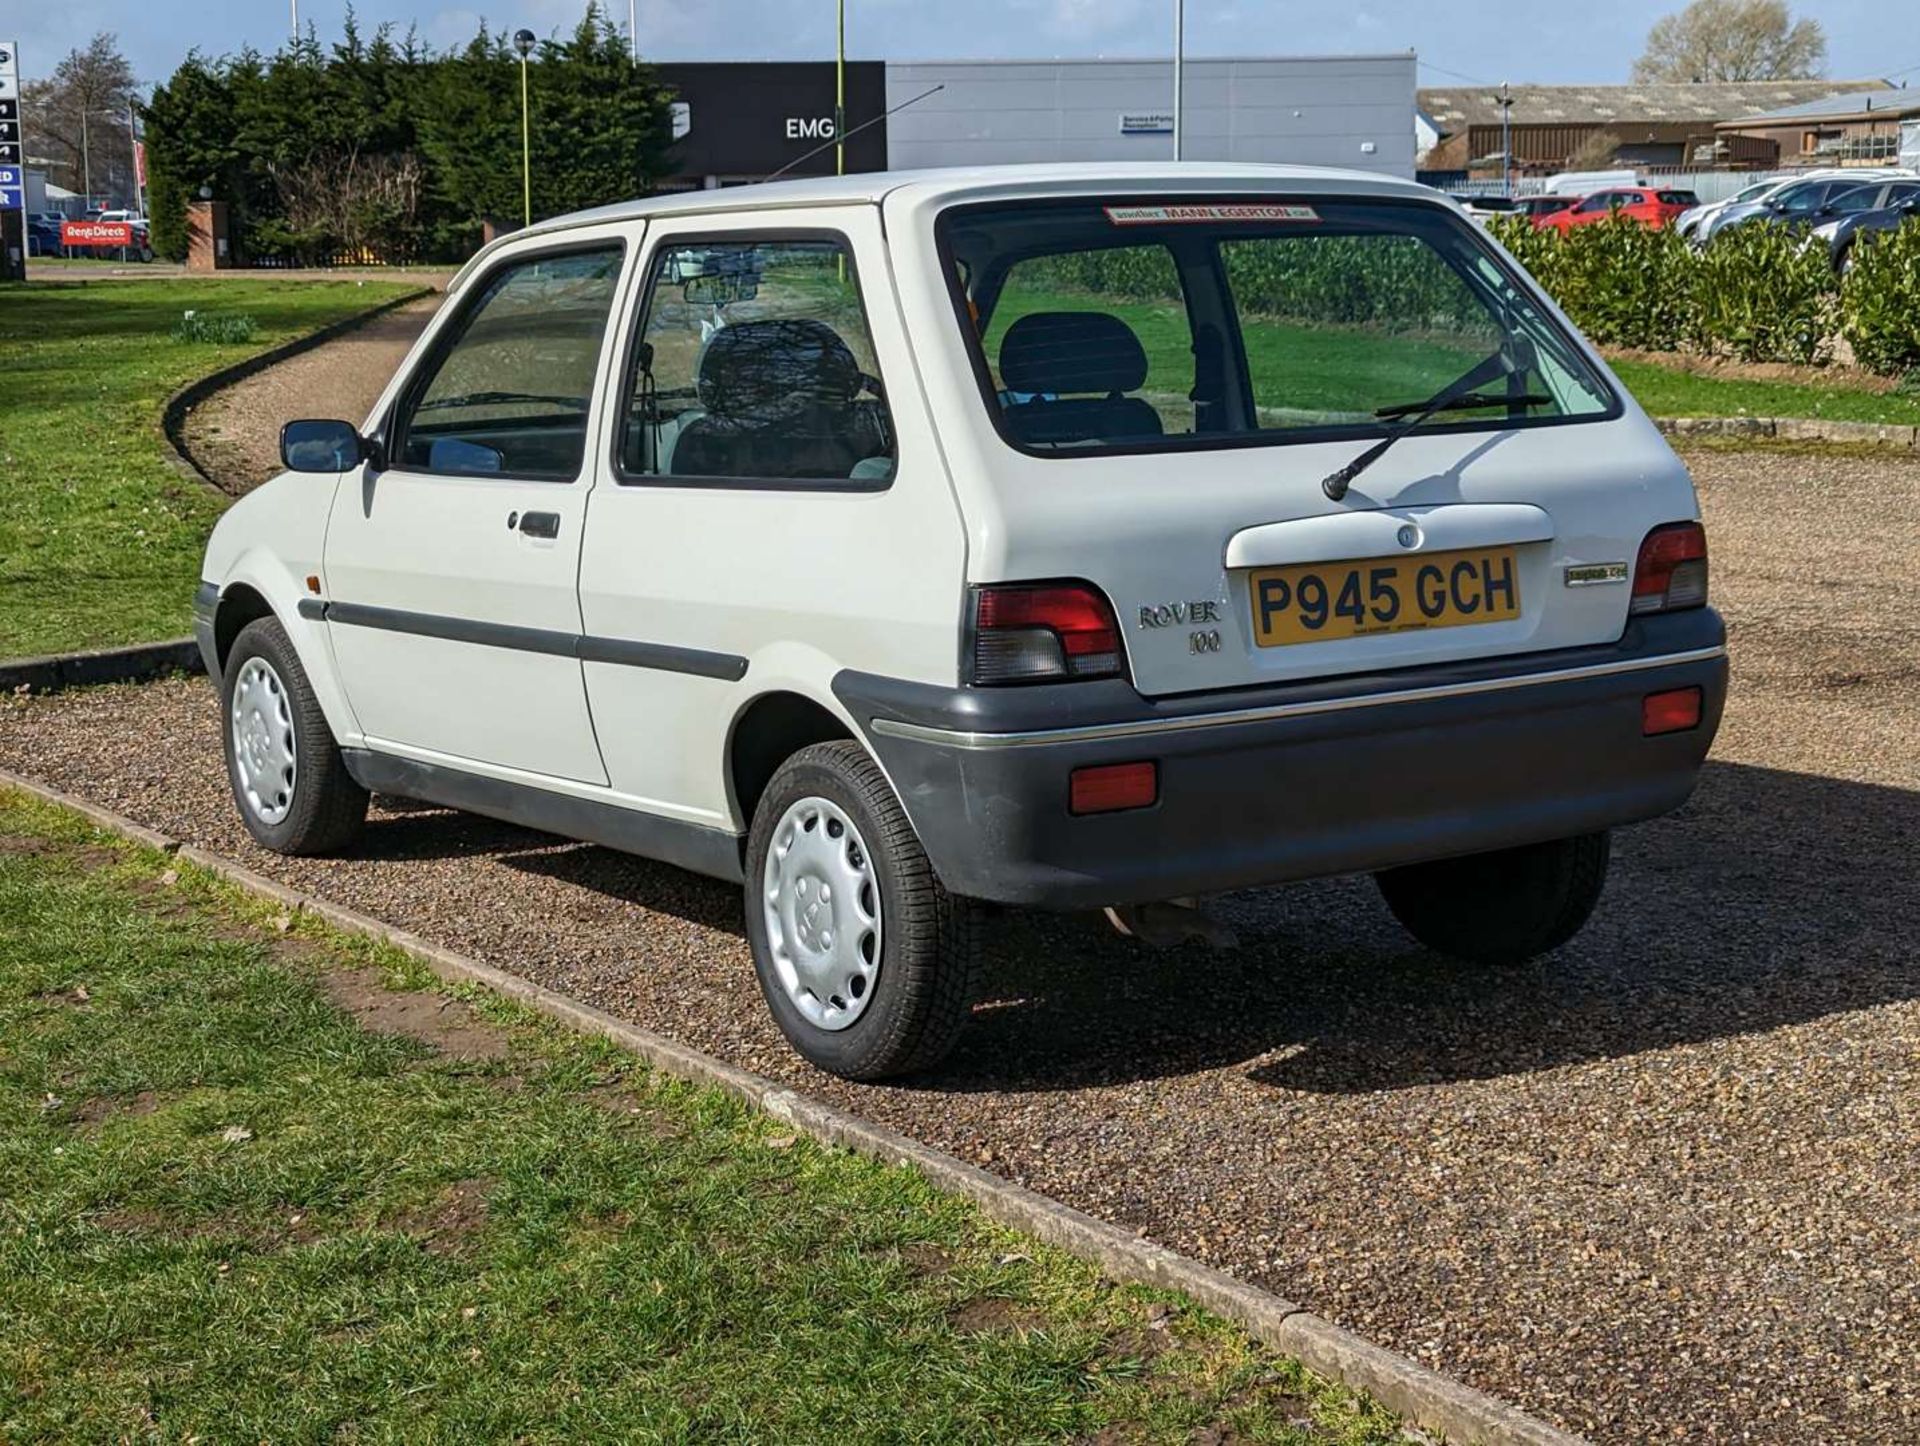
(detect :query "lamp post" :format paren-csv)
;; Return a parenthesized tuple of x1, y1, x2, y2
(514, 29, 535, 228)
(1496, 80, 1514, 198)
(1172, 0, 1185, 161)
(835, 0, 845, 177)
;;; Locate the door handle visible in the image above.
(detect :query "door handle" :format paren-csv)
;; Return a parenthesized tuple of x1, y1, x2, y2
(517, 510, 561, 540)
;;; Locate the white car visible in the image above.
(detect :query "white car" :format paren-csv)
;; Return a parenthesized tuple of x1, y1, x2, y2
(195, 163, 1727, 1079)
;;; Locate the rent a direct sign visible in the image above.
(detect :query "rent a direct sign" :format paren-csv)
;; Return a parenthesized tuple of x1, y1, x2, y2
(62, 219, 135, 247)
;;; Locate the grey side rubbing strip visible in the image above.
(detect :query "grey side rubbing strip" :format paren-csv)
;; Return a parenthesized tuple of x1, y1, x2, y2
(314, 599, 749, 680)
(870, 646, 1730, 750)
(295, 597, 328, 620)
(325, 600, 578, 658)
(576, 634, 749, 682)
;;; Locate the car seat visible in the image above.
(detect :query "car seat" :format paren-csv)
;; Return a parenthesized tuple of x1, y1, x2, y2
(997, 312, 1164, 447)
(668, 318, 891, 481)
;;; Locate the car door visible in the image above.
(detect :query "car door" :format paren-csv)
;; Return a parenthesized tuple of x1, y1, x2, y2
(322, 230, 636, 784)
(1567, 192, 1617, 228)
(574, 207, 965, 831)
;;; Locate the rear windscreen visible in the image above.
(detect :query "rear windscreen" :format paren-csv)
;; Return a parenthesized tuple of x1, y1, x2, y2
(939, 197, 1617, 456)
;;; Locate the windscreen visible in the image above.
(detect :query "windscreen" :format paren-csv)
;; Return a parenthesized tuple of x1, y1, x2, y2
(941, 198, 1616, 455)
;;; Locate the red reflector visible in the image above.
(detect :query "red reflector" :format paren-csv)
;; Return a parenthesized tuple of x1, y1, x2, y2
(1069, 761, 1158, 815)
(1643, 687, 1703, 736)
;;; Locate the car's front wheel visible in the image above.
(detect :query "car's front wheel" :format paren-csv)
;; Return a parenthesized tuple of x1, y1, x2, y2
(221, 616, 368, 855)
(744, 741, 979, 1081)
(1374, 831, 1610, 966)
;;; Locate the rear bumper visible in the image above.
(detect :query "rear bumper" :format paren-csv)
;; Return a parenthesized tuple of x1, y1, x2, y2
(834, 609, 1728, 909)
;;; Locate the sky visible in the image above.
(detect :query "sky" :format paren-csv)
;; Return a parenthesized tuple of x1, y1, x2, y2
(15, 0, 1918, 93)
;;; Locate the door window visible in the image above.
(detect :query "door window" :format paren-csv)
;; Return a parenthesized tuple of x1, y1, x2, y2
(395, 245, 624, 481)
(619, 236, 895, 486)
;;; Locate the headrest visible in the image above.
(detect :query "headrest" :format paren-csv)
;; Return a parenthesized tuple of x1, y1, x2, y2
(696, 318, 861, 423)
(999, 312, 1148, 395)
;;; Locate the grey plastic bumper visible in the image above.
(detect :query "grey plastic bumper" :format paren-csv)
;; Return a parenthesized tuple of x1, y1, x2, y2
(834, 610, 1728, 909)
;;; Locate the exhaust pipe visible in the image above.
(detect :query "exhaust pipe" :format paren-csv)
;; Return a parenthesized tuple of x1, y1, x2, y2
(1104, 898, 1239, 949)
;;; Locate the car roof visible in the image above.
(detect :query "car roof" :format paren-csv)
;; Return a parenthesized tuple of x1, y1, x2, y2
(448, 162, 1440, 292)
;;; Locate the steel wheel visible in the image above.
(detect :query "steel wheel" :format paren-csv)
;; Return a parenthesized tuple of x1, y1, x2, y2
(761, 794, 883, 1031)
(229, 655, 297, 826)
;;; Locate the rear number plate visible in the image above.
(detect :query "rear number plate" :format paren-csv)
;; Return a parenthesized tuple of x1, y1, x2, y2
(1249, 546, 1520, 648)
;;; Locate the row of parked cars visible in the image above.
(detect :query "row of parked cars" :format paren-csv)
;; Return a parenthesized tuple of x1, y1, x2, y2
(1675, 171, 1920, 268)
(1464, 168, 1919, 271)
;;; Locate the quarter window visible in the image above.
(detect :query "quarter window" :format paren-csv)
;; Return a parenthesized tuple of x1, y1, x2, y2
(395, 246, 623, 482)
(620, 237, 895, 485)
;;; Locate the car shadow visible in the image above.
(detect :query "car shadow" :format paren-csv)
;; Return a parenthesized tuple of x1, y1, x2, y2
(931, 758, 1920, 1093)
(349, 759, 1918, 1096)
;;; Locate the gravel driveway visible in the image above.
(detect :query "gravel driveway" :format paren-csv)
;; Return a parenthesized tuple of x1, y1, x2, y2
(4, 446, 1916, 1442)
(179, 296, 441, 494)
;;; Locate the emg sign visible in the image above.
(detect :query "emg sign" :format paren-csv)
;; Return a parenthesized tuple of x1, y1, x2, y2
(785, 116, 836, 140)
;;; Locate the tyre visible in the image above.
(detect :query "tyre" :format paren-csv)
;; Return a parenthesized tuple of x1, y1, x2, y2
(1374, 831, 1610, 966)
(744, 740, 979, 1081)
(221, 616, 368, 855)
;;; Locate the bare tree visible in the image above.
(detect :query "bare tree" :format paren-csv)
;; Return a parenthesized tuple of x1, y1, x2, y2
(20, 33, 138, 208)
(1567, 130, 1624, 169)
(1632, 0, 1827, 83)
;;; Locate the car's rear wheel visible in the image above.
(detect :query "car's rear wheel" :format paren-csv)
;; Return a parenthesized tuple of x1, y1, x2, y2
(1374, 832, 1610, 966)
(744, 741, 978, 1080)
(222, 616, 367, 855)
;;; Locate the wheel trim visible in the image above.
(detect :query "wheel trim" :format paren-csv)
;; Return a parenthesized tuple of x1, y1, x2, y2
(230, 657, 297, 826)
(762, 796, 883, 1031)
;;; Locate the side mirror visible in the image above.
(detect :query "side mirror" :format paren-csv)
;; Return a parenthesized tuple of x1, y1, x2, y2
(281, 419, 366, 473)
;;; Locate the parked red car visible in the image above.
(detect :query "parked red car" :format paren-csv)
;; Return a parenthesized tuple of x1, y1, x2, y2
(1535, 187, 1699, 232)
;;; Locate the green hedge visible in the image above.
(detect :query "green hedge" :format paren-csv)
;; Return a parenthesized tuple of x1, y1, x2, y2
(1491, 215, 1842, 365)
(1018, 238, 1478, 332)
(1840, 222, 1920, 376)
(1017, 214, 1919, 376)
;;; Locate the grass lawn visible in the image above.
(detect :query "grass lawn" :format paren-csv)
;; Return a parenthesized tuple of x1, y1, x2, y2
(0, 279, 417, 660)
(1603, 357, 1920, 427)
(984, 286, 1920, 430)
(0, 788, 1400, 1444)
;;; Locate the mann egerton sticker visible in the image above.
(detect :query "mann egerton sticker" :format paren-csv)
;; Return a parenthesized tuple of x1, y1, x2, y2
(1104, 204, 1321, 225)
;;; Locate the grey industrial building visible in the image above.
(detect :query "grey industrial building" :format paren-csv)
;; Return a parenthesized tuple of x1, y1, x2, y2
(886, 56, 1416, 176)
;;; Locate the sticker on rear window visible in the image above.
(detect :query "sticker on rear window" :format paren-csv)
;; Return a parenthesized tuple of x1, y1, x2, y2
(1104, 204, 1321, 226)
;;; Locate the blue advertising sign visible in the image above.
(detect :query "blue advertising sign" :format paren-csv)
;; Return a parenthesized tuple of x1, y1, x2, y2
(0, 162, 21, 211)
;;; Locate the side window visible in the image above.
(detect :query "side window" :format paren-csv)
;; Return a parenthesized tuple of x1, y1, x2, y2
(620, 236, 894, 485)
(395, 246, 623, 481)
(978, 246, 1195, 441)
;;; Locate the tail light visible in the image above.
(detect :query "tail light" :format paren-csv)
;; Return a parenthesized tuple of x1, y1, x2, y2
(1631, 521, 1708, 615)
(969, 582, 1125, 685)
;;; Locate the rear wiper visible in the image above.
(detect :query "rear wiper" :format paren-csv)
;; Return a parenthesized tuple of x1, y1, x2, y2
(1320, 344, 1544, 502)
(415, 390, 587, 413)
(1373, 391, 1553, 419)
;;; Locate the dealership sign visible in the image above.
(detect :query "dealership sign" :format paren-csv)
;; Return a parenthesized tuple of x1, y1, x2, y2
(1120, 112, 1175, 135)
(0, 42, 17, 208)
(62, 219, 135, 247)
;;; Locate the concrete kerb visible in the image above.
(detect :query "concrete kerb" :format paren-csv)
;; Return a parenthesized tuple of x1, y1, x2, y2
(1656, 415, 1920, 447)
(0, 764, 1589, 1446)
(0, 639, 203, 697)
(158, 284, 439, 493)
